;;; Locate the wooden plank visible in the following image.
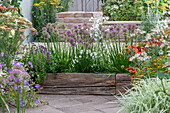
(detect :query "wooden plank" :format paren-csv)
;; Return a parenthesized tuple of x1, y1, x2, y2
(39, 86, 115, 95)
(116, 73, 131, 81)
(116, 73, 132, 94)
(41, 73, 116, 87)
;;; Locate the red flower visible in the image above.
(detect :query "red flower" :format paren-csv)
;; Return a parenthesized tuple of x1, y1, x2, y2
(131, 75, 135, 81)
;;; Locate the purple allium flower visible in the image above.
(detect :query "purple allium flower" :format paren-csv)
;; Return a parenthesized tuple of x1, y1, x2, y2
(69, 38, 75, 44)
(101, 28, 107, 32)
(103, 30, 109, 35)
(35, 84, 40, 89)
(59, 34, 65, 39)
(116, 26, 121, 31)
(74, 29, 79, 33)
(53, 29, 59, 35)
(66, 30, 72, 36)
(123, 24, 128, 28)
(43, 33, 50, 39)
(28, 61, 33, 68)
(20, 98, 25, 107)
(42, 30, 48, 35)
(35, 99, 39, 103)
(46, 23, 52, 28)
(122, 28, 128, 33)
(78, 38, 84, 44)
(49, 27, 54, 33)
(42, 27, 47, 31)
(52, 23, 57, 28)
(78, 24, 82, 29)
(55, 22, 59, 26)
(52, 61, 54, 63)
(74, 25, 79, 29)
(84, 42, 89, 47)
(33, 31, 38, 36)
(109, 26, 114, 31)
(1, 52, 4, 57)
(71, 43, 76, 47)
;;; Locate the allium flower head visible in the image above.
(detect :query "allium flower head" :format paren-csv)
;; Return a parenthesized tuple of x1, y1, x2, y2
(84, 42, 90, 47)
(49, 27, 54, 33)
(74, 25, 79, 29)
(43, 33, 50, 39)
(46, 23, 52, 28)
(78, 38, 84, 44)
(42, 30, 48, 35)
(122, 28, 128, 33)
(42, 27, 47, 31)
(59, 34, 65, 39)
(53, 29, 59, 35)
(69, 38, 75, 44)
(66, 30, 72, 36)
(109, 26, 114, 31)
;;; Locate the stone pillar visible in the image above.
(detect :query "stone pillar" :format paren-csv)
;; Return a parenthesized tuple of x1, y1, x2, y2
(21, 0, 33, 43)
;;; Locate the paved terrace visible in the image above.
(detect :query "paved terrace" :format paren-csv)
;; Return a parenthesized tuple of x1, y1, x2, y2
(0, 95, 125, 113)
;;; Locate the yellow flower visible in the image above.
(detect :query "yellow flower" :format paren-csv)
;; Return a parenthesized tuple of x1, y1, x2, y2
(139, 6, 144, 9)
(39, 2, 45, 5)
(58, 6, 63, 8)
(145, 1, 152, 3)
(33, 3, 40, 6)
(50, 1, 56, 5)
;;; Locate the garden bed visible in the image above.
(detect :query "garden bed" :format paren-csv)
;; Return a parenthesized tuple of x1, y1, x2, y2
(39, 73, 131, 96)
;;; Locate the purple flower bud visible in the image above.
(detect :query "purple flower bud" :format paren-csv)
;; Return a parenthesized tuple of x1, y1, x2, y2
(1, 52, 4, 57)
(28, 61, 34, 68)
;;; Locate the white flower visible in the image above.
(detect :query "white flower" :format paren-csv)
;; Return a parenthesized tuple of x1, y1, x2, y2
(79, 55, 82, 58)
(159, 50, 164, 55)
(80, 50, 83, 54)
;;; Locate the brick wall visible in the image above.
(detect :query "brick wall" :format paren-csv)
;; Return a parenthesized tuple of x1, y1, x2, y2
(56, 12, 103, 29)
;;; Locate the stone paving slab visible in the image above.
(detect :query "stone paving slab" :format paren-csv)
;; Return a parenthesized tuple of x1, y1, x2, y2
(0, 95, 125, 113)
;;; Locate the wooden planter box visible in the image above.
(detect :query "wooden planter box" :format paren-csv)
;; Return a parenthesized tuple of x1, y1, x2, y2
(39, 73, 131, 96)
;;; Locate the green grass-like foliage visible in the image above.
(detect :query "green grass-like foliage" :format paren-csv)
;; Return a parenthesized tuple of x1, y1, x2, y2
(117, 78, 170, 113)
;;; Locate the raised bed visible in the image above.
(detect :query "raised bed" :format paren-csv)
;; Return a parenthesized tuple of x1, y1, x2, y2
(39, 73, 131, 96)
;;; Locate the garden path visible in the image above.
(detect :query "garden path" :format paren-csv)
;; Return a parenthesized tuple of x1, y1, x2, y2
(1, 95, 125, 113)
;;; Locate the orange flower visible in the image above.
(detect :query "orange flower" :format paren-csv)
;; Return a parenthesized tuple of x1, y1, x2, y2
(140, 74, 143, 78)
(153, 59, 157, 61)
(165, 69, 168, 72)
(153, 63, 157, 65)
(147, 65, 151, 67)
